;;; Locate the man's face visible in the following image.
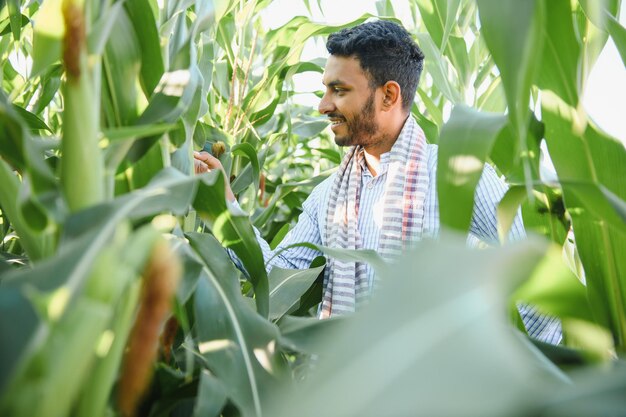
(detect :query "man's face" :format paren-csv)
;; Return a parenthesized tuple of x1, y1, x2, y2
(319, 55, 382, 147)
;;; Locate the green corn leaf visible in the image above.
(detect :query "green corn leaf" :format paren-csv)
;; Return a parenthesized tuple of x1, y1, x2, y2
(7, 0, 22, 40)
(125, 0, 165, 96)
(268, 236, 567, 417)
(102, 7, 141, 127)
(476, 76, 506, 113)
(189, 231, 283, 417)
(11, 104, 52, 132)
(0, 96, 32, 170)
(489, 113, 544, 184)
(519, 187, 569, 245)
(230, 143, 260, 194)
(268, 256, 325, 320)
(416, 0, 467, 89)
(0, 168, 200, 394)
(193, 170, 270, 317)
(127, 68, 200, 163)
(417, 87, 443, 126)
(215, 13, 236, 66)
(0, 14, 28, 36)
(291, 118, 328, 138)
(537, 360, 626, 414)
(173, 240, 203, 305)
(31, 0, 63, 77)
(18, 185, 49, 232)
(0, 95, 58, 259)
(607, 13, 626, 66)
(215, 0, 236, 24)
(74, 280, 141, 417)
(375, 0, 395, 16)
(542, 90, 626, 351)
(415, 0, 461, 49)
(415, 32, 462, 103)
(476, 0, 544, 124)
(102, 123, 176, 143)
(564, 182, 626, 235)
(446, 35, 470, 90)
(277, 315, 345, 354)
(470, 37, 493, 88)
(497, 185, 527, 243)
(476, 0, 544, 192)
(437, 105, 508, 233)
(577, 0, 620, 76)
(0, 299, 111, 417)
(1, 227, 157, 417)
(124, 139, 166, 191)
(87, 0, 126, 55)
(252, 174, 328, 228)
(193, 371, 229, 417)
(411, 108, 440, 144)
(0, 159, 44, 259)
(512, 244, 593, 323)
(269, 223, 290, 250)
(270, 242, 387, 277)
(536, 0, 581, 107)
(31, 64, 63, 115)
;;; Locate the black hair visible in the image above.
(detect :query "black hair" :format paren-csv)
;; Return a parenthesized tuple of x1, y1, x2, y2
(326, 20, 425, 111)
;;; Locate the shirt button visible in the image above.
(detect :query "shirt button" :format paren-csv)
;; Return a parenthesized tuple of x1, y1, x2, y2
(367, 182, 374, 189)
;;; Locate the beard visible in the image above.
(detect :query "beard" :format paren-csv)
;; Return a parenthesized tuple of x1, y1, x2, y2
(330, 91, 380, 147)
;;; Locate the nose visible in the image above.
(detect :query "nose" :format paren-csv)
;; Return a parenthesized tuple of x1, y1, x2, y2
(318, 90, 335, 115)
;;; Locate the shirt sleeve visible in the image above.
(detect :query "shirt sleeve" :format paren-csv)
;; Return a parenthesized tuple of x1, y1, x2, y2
(470, 164, 526, 243)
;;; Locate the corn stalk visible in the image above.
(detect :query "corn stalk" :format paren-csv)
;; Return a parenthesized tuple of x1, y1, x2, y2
(59, 0, 103, 212)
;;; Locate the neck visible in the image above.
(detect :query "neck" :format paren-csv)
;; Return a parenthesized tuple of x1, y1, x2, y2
(363, 112, 409, 176)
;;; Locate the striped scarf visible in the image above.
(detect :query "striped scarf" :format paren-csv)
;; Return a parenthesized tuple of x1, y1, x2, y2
(319, 116, 429, 318)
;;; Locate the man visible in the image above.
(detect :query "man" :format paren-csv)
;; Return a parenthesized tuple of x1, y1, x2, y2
(195, 20, 560, 343)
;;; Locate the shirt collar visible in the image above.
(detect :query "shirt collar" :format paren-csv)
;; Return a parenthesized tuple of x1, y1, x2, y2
(358, 147, 391, 177)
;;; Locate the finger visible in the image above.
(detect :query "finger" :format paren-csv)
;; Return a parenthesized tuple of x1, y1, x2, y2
(193, 151, 211, 162)
(194, 159, 209, 174)
(193, 151, 222, 170)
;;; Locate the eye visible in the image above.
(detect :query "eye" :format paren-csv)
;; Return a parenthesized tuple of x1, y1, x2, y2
(333, 87, 347, 95)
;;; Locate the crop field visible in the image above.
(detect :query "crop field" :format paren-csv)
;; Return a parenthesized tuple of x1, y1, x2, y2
(1, 0, 626, 416)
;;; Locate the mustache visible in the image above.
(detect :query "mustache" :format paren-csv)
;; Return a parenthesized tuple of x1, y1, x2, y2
(327, 113, 346, 120)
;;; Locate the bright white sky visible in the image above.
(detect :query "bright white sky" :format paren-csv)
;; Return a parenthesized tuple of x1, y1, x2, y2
(260, 0, 626, 143)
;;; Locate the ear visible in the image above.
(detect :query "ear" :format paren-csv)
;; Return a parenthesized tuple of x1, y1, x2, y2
(381, 81, 402, 110)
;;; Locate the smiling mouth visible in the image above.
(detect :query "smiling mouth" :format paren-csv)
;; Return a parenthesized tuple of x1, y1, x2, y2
(329, 118, 346, 126)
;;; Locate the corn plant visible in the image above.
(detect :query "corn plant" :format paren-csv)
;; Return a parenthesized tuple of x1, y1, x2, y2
(1, 0, 626, 416)
(417, 0, 626, 358)
(0, 0, 345, 414)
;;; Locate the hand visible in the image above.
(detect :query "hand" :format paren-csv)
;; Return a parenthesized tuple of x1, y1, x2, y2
(193, 151, 236, 202)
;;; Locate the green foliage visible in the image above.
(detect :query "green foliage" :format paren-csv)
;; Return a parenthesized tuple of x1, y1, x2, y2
(0, 0, 625, 415)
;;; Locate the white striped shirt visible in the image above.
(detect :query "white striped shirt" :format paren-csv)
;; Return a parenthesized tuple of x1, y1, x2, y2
(238, 144, 561, 344)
